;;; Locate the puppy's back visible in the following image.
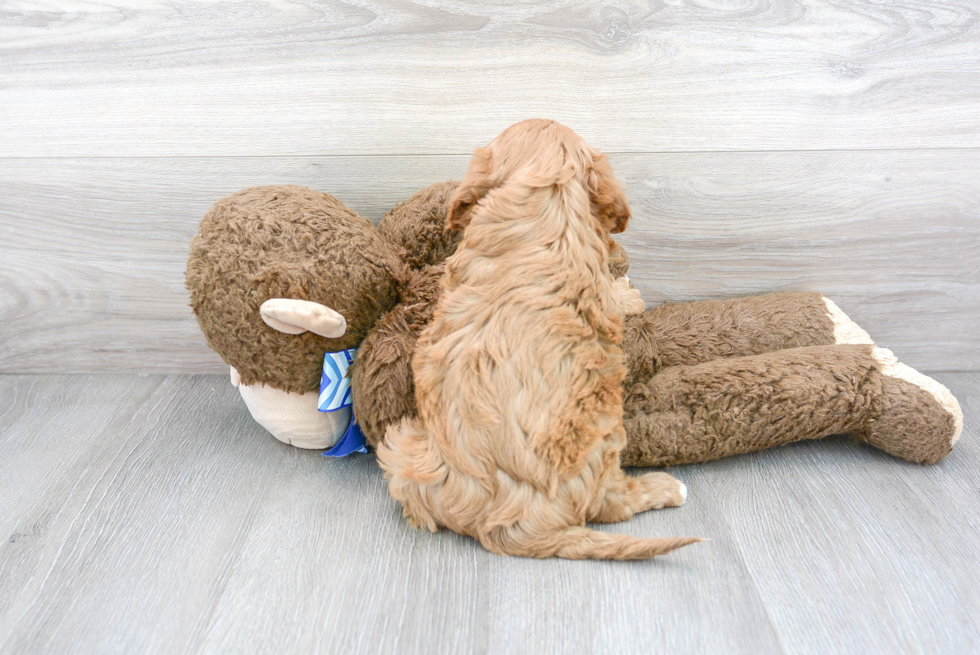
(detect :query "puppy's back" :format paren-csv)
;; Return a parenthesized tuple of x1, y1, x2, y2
(379, 119, 701, 560)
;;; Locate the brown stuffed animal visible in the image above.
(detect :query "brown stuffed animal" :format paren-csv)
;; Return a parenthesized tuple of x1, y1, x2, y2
(351, 185, 962, 466)
(187, 183, 962, 465)
(186, 183, 465, 449)
(186, 185, 406, 447)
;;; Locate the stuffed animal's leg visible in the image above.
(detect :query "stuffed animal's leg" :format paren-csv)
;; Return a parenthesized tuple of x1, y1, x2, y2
(588, 469, 686, 524)
(621, 344, 962, 467)
(623, 292, 872, 386)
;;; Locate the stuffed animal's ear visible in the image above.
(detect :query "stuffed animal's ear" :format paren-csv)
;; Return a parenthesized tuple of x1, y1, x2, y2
(259, 299, 347, 338)
(588, 153, 631, 234)
(447, 147, 493, 231)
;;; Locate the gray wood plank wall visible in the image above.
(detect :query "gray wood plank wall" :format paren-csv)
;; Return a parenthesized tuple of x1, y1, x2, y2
(1, 1, 978, 373)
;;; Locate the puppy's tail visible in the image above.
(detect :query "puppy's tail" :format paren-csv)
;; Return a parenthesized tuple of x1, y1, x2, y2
(548, 526, 702, 561)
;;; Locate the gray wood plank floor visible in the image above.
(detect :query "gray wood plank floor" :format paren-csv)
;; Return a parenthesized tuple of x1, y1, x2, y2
(1, 373, 976, 655)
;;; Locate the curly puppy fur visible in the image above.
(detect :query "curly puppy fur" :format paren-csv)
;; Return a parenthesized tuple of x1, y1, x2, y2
(352, 208, 631, 450)
(376, 120, 698, 560)
(187, 186, 404, 392)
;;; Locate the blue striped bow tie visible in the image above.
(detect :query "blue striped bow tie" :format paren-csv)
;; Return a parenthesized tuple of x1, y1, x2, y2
(319, 348, 367, 457)
(319, 348, 356, 412)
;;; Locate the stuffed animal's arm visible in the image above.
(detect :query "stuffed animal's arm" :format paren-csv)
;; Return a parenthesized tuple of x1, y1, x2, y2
(350, 264, 444, 448)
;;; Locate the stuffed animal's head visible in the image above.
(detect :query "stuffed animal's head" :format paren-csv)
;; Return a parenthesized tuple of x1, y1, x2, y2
(186, 185, 405, 394)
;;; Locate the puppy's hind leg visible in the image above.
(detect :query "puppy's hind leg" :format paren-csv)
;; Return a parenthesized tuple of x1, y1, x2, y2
(376, 417, 447, 532)
(589, 468, 687, 524)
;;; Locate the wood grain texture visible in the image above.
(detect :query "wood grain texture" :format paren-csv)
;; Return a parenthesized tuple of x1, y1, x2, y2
(697, 370, 980, 655)
(617, 150, 980, 369)
(0, 373, 977, 654)
(1, 0, 979, 156)
(1, 150, 977, 374)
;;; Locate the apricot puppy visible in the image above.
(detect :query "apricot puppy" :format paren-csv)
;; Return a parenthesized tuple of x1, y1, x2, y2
(377, 120, 701, 560)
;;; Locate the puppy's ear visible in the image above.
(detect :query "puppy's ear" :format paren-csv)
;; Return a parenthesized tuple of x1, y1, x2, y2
(447, 147, 493, 231)
(588, 154, 631, 234)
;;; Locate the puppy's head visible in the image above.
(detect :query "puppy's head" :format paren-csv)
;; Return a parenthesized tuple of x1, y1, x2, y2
(447, 119, 631, 234)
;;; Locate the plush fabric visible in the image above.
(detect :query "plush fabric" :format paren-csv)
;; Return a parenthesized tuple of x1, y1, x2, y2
(350, 186, 962, 467)
(349, 264, 443, 450)
(186, 185, 404, 393)
(629, 292, 837, 373)
(863, 347, 960, 464)
(378, 182, 462, 271)
(620, 344, 877, 466)
(188, 181, 962, 468)
(234, 370, 352, 449)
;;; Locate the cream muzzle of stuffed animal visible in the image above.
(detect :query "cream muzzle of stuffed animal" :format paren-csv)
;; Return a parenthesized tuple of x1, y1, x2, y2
(229, 299, 364, 453)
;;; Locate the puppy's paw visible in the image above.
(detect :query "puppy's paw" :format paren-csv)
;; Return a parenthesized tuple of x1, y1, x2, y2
(636, 472, 687, 510)
(611, 276, 646, 315)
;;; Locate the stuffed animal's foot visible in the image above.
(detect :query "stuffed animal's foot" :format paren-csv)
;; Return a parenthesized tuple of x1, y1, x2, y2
(858, 348, 963, 464)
